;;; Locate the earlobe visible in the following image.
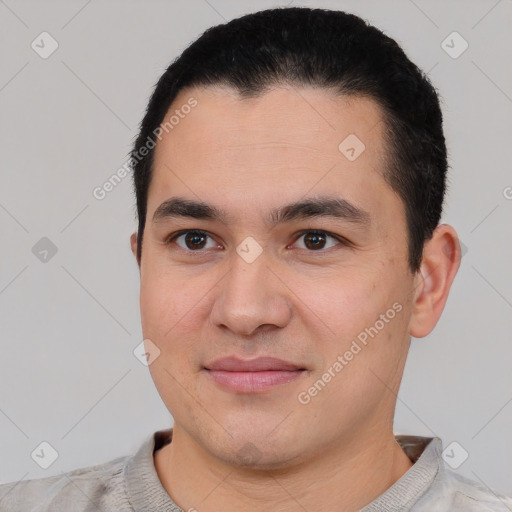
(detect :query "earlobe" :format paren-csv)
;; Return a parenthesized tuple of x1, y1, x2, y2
(130, 232, 140, 267)
(408, 224, 461, 338)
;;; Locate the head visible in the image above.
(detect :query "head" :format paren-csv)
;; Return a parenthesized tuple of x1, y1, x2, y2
(130, 7, 460, 469)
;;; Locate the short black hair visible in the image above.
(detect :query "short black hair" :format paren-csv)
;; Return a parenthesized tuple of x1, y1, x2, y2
(131, 7, 447, 272)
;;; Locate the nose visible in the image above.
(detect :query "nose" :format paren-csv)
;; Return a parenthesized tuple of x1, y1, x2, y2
(210, 249, 293, 337)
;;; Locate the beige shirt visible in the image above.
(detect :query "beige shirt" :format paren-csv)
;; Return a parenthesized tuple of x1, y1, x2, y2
(1, 429, 510, 511)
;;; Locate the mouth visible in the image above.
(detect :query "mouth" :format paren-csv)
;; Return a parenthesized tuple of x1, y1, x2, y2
(203, 356, 307, 393)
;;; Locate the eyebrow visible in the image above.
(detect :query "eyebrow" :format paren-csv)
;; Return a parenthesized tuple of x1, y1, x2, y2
(152, 196, 371, 227)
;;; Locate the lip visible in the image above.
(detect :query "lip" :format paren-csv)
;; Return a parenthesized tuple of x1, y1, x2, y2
(203, 356, 306, 393)
(204, 356, 305, 372)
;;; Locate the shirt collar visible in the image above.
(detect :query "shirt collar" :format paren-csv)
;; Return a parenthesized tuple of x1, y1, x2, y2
(124, 429, 440, 512)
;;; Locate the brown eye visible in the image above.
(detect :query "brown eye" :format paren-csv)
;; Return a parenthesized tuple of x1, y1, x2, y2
(170, 230, 218, 251)
(292, 230, 343, 251)
(184, 231, 207, 249)
(303, 232, 327, 250)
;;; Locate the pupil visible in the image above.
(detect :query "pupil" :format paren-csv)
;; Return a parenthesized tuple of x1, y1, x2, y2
(305, 232, 325, 250)
(186, 232, 206, 249)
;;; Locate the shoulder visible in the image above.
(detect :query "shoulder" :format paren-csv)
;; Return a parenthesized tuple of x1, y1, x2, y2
(415, 465, 512, 511)
(391, 435, 512, 512)
(0, 455, 131, 512)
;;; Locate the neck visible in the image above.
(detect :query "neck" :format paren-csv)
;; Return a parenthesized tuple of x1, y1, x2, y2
(154, 425, 414, 512)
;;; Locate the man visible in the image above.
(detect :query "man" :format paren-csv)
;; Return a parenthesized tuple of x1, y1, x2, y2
(1, 6, 510, 511)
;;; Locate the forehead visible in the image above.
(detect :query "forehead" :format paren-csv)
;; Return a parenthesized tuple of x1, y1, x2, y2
(154, 84, 386, 164)
(148, 85, 399, 229)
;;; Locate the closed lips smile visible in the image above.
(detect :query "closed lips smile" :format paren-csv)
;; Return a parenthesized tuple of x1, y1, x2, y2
(203, 356, 307, 393)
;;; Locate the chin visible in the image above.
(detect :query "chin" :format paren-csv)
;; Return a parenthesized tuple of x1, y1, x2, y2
(201, 424, 307, 472)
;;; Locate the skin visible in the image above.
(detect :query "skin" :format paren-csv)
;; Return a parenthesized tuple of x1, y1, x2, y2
(130, 85, 461, 511)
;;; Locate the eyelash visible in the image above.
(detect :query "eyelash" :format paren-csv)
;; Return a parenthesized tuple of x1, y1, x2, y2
(164, 229, 350, 253)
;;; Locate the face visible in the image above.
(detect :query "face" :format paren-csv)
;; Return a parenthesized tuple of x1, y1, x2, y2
(136, 85, 419, 469)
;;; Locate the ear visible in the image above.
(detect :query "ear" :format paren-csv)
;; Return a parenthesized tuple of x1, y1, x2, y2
(409, 224, 461, 338)
(130, 232, 140, 268)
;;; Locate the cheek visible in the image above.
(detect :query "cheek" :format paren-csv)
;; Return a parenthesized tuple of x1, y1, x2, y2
(304, 271, 387, 340)
(139, 270, 182, 344)
(140, 261, 218, 348)
(140, 267, 207, 408)
(302, 263, 409, 378)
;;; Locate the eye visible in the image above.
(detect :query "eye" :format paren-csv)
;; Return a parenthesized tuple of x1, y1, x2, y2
(167, 230, 220, 251)
(291, 230, 346, 251)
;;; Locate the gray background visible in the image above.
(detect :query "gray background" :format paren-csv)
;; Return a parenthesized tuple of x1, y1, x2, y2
(1, 0, 511, 498)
